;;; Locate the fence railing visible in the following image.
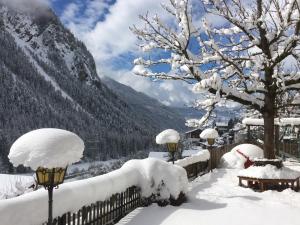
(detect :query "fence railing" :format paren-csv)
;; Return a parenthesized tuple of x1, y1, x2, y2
(45, 160, 209, 225)
(278, 142, 300, 158)
(184, 160, 209, 179)
(209, 143, 240, 169)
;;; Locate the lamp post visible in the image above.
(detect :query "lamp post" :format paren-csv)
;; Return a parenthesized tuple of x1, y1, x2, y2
(166, 142, 178, 164)
(200, 128, 219, 172)
(207, 138, 216, 172)
(36, 167, 67, 225)
(8, 128, 84, 225)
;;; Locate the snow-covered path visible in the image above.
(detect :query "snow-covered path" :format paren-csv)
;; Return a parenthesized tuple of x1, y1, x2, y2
(117, 166, 300, 225)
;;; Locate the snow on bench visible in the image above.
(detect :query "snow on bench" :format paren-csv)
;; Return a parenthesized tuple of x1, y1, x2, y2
(238, 165, 300, 192)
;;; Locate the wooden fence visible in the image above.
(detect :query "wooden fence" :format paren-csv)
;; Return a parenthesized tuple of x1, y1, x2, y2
(278, 142, 299, 158)
(209, 143, 240, 169)
(45, 160, 209, 225)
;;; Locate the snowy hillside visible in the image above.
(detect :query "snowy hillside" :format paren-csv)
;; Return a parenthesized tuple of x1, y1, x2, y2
(0, 2, 185, 172)
(103, 77, 186, 130)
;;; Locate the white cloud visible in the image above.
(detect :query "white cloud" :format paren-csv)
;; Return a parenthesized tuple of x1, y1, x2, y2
(60, 0, 200, 107)
(100, 67, 198, 107)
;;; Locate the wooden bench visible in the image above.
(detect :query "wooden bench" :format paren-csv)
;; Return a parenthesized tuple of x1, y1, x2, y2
(238, 176, 300, 192)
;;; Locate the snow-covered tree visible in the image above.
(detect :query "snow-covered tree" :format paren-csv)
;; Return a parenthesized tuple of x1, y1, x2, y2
(131, 0, 300, 159)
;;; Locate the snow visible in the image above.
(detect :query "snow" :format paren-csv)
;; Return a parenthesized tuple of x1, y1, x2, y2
(8, 128, 85, 170)
(242, 117, 300, 126)
(0, 174, 35, 200)
(117, 167, 300, 225)
(199, 128, 219, 139)
(220, 144, 264, 169)
(181, 149, 201, 157)
(156, 129, 180, 144)
(0, 158, 188, 225)
(238, 165, 300, 179)
(148, 152, 169, 161)
(175, 150, 210, 167)
(242, 118, 264, 126)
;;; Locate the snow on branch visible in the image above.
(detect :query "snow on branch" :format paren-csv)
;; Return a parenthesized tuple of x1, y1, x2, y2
(132, 0, 300, 123)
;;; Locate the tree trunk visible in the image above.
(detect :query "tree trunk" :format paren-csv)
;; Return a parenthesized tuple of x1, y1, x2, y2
(263, 112, 275, 159)
(274, 125, 280, 156)
(263, 66, 276, 159)
(263, 98, 276, 159)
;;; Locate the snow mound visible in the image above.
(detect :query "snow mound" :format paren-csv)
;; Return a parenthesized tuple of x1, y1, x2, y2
(0, 158, 188, 225)
(9, 128, 84, 170)
(123, 158, 188, 199)
(156, 129, 180, 144)
(200, 128, 219, 139)
(220, 144, 263, 169)
(239, 165, 300, 179)
(176, 150, 210, 167)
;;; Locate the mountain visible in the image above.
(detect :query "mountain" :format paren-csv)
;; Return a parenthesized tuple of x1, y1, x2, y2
(102, 77, 186, 131)
(173, 107, 205, 121)
(0, 1, 185, 172)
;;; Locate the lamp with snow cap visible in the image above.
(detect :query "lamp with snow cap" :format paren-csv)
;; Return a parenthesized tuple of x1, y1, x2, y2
(200, 128, 219, 172)
(8, 128, 85, 225)
(155, 129, 180, 164)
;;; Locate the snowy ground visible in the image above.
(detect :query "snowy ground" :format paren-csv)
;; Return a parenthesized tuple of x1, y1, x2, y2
(0, 174, 35, 199)
(117, 162, 300, 225)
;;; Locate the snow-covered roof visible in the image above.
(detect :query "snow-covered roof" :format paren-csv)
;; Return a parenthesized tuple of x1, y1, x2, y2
(216, 121, 229, 127)
(242, 118, 300, 126)
(184, 128, 202, 134)
(156, 129, 180, 144)
(200, 128, 219, 139)
(8, 128, 85, 170)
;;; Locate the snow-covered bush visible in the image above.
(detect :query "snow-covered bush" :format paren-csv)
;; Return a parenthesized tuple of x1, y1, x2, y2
(0, 158, 188, 225)
(220, 144, 263, 169)
(8, 128, 84, 170)
(156, 129, 180, 144)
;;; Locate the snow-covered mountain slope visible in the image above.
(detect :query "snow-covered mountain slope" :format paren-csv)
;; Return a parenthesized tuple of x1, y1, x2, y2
(0, 2, 185, 172)
(103, 77, 186, 131)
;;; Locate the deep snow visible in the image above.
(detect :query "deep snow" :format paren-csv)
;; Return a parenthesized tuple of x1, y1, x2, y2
(0, 158, 188, 225)
(0, 174, 35, 200)
(220, 144, 264, 168)
(117, 162, 300, 225)
(9, 128, 84, 170)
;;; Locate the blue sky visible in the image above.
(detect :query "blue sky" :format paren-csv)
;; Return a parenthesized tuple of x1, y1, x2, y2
(49, 0, 208, 107)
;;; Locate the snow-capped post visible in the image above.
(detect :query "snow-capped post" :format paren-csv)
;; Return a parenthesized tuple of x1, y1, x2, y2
(8, 128, 84, 225)
(156, 129, 180, 164)
(200, 128, 219, 171)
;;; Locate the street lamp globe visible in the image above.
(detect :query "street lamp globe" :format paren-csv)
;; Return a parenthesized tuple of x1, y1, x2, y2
(36, 167, 67, 189)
